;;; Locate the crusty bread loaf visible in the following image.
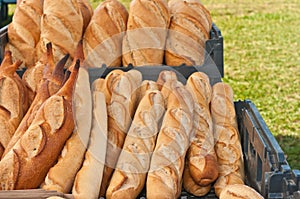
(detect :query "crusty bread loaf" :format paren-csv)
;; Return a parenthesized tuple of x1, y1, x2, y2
(5, 0, 43, 67)
(146, 80, 194, 199)
(2, 51, 68, 158)
(42, 66, 92, 193)
(122, 0, 170, 66)
(211, 82, 245, 197)
(165, 0, 212, 66)
(137, 80, 159, 102)
(106, 86, 165, 199)
(184, 72, 218, 188)
(183, 161, 211, 197)
(0, 52, 28, 158)
(99, 70, 142, 196)
(22, 43, 58, 104)
(0, 60, 80, 190)
(83, 0, 128, 67)
(72, 79, 107, 199)
(39, 0, 83, 64)
(219, 184, 264, 199)
(77, 0, 94, 35)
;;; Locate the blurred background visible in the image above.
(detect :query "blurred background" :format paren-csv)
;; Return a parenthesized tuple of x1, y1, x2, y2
(1, 0, 299, 170)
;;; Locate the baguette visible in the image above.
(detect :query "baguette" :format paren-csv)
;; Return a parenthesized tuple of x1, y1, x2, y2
(219, 184, 264, 199)
(5, 0, 43, 67)
(156, 70, 177, 91)
(106, 85, 165, 199)
(0, 60, 80, 190)
(165, 0, 212, 66)
(184, 72, 218, 187)
(99, 70, 142, 196)
(0, 52, 28, 158)
(39, 0, 83, 64)
(146, 80, 194, 199)
(2, 52, 68, 158)
(137, 80, 159, 102)
(211, 82, 245, 197)
(122, 0, 170, 66)
(83, 0, 128, 67)
(72, 80, 107, 199)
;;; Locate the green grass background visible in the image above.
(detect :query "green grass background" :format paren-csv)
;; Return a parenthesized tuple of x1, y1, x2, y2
(1, 0, 299, 169)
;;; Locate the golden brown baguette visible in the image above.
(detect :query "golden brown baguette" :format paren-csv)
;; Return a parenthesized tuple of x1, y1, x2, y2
(83, 0, 128, 67)
(184, 72, 218, 187)
(146, 80, 194, 199)
(72, 79, 107, 199)
(211, 82, 245, 197)
(0, 52, 28, 158)
(165, 0, 212, 66)
(219, 184, 264, 199)
(122, 0, 170, 66)
(99, 70, 142, 196)
(2, 52, 68, 158)
(39, 0, 83, 64)
(5, 0, 43, 67)
(0, 60, 80, 190)
(106, 85, 165, 199)
(77, 0, 94, 35)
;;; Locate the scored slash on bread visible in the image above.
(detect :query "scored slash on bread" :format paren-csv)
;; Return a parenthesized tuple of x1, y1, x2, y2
(0, 52, 29, 158)
(0, 60, 80, 190)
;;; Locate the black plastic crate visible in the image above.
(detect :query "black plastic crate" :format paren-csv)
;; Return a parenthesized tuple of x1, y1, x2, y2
(0, 24, 224, 77)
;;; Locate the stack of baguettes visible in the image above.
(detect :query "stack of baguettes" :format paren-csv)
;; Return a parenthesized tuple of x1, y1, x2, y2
(0, 0, 265, 198)
(5, 0, 212, 68)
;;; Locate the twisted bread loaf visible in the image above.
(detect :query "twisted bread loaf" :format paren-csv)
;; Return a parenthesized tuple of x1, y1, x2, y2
(185, 72, 218, 185)
(39, 0, 83, 64)
(99, 70, 142, 196)
(211, 82, 245, 197)
(165, 0, 212, 66)
(83, 0, 128, 67)
(107, 83, 165, 199)
(2, 51, 68, 158)
(0, 60, 80, 190)
(6, 0, 43, 67)
(122, 0, 170, 66)
(0, 52, 28, 158)
(72, 79, 107, 199)
(42, 43, 92, 193)
(146, 80, 194, 199)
